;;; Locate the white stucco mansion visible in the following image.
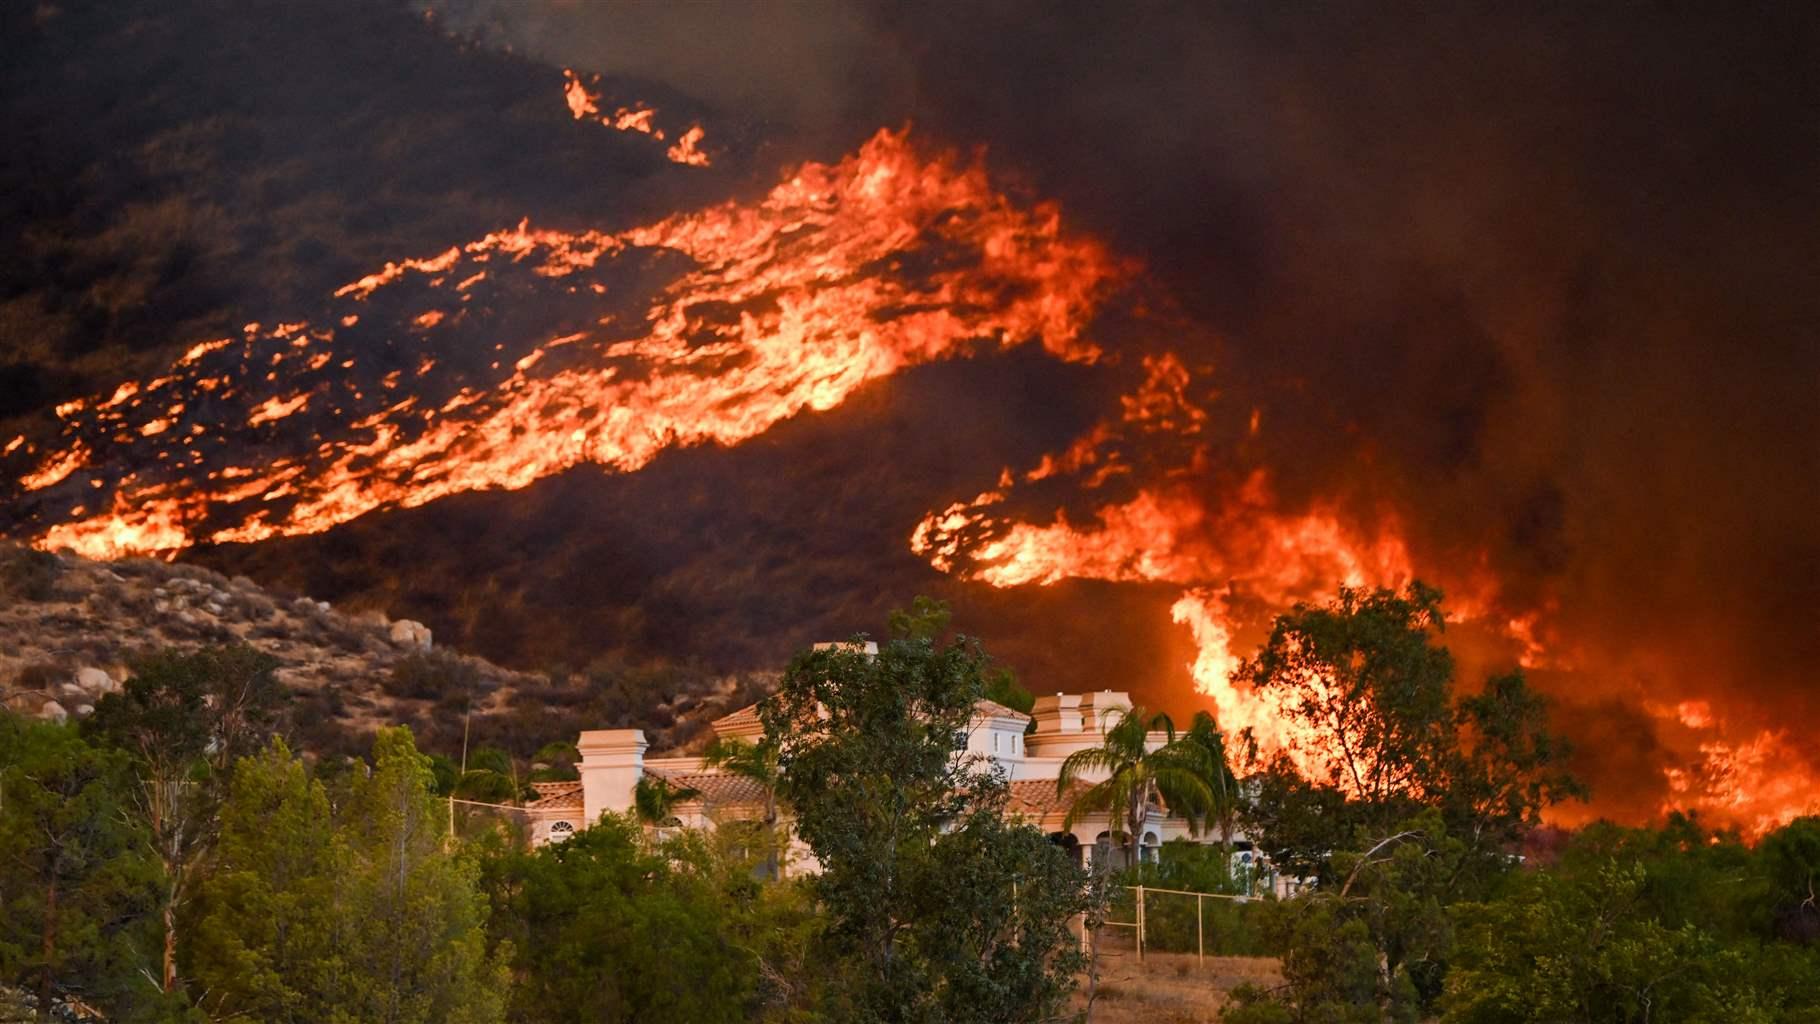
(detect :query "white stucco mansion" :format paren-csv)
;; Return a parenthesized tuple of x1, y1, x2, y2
(526, 675, 1259, 877)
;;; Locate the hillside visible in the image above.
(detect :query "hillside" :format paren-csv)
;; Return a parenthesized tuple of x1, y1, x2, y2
(0, 541, 764, 760)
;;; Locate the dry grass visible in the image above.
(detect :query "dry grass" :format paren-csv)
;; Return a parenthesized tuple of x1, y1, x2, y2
(1072, 948, 1281, 1024)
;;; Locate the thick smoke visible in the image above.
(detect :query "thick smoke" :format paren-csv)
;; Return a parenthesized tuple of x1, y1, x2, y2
(433, 1, 1820, 819)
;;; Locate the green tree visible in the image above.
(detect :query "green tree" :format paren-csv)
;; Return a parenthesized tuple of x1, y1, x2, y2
(886, 595, 952, 642)
(1237, 584, 1456, 819)
(1058, 707, 1214, 870)
(0, 717, 165, 1022)
(84, 643, 285, 996)
(1225, 903, 1386, 1024)
(890, 595, 1034, 717)
(1448, 670, 1586, 864)
(1443, 861, 1779, 1024)
(186, 739, 341, 1024)
(765, 622, 1095, 1023)
(1226, 585, 1582, 1021)
(337, 727, 507, 1024)
(1758, 816, 1820, 943)
(455, 746, 520, 804)
(528, 741, 580, 783)
(1238, 584, 1578, 879)
(484, 814, 757, 1024)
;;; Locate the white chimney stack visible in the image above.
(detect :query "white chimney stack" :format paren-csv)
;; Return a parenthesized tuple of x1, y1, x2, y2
(578, 729, 647, 824)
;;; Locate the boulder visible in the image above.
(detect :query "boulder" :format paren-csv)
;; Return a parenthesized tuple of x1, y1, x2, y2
(75, 666, 116, 694)
(389, 619, 432, 650)
(39, 700, 67, 723)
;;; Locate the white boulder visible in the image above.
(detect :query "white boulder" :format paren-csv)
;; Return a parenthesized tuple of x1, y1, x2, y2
(75, 666, 117, 694)
(389, 619, 432, 650)
(39, 700, 67, 723)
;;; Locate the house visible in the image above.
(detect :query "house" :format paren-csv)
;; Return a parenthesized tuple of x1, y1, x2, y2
(527, 681, 1257, 877)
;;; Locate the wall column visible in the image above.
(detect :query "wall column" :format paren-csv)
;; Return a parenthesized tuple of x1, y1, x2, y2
(578, 729, 647, 825)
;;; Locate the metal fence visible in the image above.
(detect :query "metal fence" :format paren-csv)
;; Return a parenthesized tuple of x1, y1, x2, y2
(1096, 885, 1277, 963)
(447, 795, 531, 843)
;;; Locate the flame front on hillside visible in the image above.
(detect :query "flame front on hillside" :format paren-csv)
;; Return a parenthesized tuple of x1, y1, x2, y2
(5, 120, 1812, 834)
(10, 130, 1119, 560)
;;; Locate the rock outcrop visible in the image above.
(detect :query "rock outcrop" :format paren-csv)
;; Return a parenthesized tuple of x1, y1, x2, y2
(389, 619, 432, 650)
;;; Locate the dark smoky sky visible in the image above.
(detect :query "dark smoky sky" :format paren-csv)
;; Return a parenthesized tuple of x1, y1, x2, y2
(430, 0, 1820, 813)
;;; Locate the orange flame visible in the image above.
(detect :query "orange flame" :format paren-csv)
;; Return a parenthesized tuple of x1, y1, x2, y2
(561, 68, 712, 167)
(1646, 700, 1819, 837)
(16, 129, 1121, 561)
(912, 472, 1421, 759)
(908, 343, 1523, 765)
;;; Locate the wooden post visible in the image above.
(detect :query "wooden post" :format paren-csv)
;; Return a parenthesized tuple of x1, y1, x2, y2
(1136, 885, 1145, 961)
(1197, 891, 1204, 966)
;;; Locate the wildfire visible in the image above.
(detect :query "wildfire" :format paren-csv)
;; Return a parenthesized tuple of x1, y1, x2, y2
(1651, 704, 1819, 837)
(913, 470, 1422, 758)
(10, 129, 1121, 561)
(908, 346, 1522, 765)
(562, 68, 712, 167)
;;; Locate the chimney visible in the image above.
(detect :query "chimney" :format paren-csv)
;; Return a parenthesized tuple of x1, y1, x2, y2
(577, 729, 647, 824)
(1030, 692, 1083, 737)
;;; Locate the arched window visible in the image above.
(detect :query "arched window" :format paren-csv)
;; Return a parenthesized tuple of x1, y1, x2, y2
(548, 820, 576, 842)
(1140, 830, 1161, 864)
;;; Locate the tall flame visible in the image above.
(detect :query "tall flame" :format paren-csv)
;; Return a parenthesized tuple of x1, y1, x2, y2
(911, 349, 1495, 765)
(12, 129, 1121, 560)
(909, 351, 1818, 830)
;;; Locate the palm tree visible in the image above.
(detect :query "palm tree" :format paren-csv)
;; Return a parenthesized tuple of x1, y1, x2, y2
(703, 735, 785, 878)
(633, 774, 698, 828)
(1059, 708, 1214, 871)
(1180, 710, 1242, 858)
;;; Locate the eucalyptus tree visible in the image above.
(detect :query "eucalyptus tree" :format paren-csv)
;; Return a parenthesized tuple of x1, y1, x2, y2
(766, 621, 1096, 1023)
(83, 643, 285, 995)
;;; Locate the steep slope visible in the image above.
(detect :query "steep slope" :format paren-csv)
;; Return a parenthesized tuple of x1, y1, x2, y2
(0, 541, 761, 759)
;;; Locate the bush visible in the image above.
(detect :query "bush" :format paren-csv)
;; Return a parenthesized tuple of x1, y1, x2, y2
(0, 546, 63, 602)
(382, 650, 483, 702)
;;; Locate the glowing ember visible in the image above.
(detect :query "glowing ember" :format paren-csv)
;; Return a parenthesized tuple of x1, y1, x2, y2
(10, 129, 1120, 562)
(562, 68, 713, 167)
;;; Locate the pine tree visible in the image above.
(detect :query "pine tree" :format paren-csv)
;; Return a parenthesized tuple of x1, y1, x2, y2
(335, 727, 507, 1024)
(0, 718, 165, 1021)
(187, 739, 342, 1024)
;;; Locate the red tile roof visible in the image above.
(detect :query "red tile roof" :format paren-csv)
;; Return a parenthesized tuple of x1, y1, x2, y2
(973, 698, 1032, 722)
(527, 781, 583, 812)
(712, 697, 1029, 733)
(1007, 778, 1094, 820)
(712, 702, 764, 735)
(649, 769, 770, 809)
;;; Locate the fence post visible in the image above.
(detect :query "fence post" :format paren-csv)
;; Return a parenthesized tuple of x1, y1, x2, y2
(1136, 885, 1145, 961)
(1197, 891, 1204, 966)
